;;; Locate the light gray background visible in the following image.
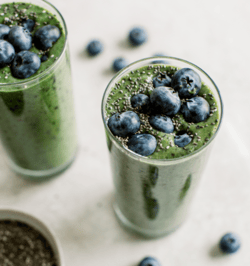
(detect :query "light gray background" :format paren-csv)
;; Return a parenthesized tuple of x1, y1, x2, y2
(0, 0, 250, 265)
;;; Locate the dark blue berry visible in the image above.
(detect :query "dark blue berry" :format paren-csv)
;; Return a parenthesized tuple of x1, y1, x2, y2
(149, 115, 174, 133)
(11, 51, 41, 79)
(113, 57, 128, 72)
(0, 40, 15, 67)
(127, 134, 157, 156)
(86, 40, 103, 56)
(41, 54, 48, 62)
(34, 25, 61, 51)
(129, 27, 147, 46)
(0, 24, 10, 39)
(108, 111, 140, 138)
(174, 132, 192, 147)
(171, 68, 201, 99)
(152, 53, 168, 64)
(153, 73, 171, 88)
(181, 96, 210, 123)
(8, 26, 32, 52)
(219, 233, 241, 254)
(131, 93, 150, 112)
(21, 19, 35, 32)
(150, 86, 181, 116)
(138, 256, 161, 266)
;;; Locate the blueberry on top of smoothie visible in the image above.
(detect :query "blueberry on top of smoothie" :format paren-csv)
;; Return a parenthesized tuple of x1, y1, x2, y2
(108, 111, 140, 138)
(8, 26, 32, 52)
(149, 115, 174, 133)
(11, 51, 41, 79)
(86, 40, 103, 56)
(34, 25, 61, 51)
(113, 57, 128, 72)
(153, 73, 171, 88)
(41, 54, 48, 62)
(129, 27, 147, 46)
(174, 131, 192, 147)
(127, 134, 157, 156)
(150, 86, 181, 116)
(0, 24, 10, 39)
(0, 40, 15, 67)
(138, 256, 161, 266)
(21, 19, 35, 32)
(171, 68, 201, 98)
(219, 233, 241, 254)
(181, 96, 210, 123)
(131, 93, 150, 113)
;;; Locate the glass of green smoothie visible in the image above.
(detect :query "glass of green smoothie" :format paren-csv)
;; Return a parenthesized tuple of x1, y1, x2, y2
(0, 0, 77, 178)
(102, 56, 223, 238)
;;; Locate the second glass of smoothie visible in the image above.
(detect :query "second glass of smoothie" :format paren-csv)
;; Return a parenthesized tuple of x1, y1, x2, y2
(0, 0, 77, 178)
(102, 57, 223, 238)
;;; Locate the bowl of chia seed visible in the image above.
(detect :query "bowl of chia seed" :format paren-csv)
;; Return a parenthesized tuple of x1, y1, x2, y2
(0, 209, 63, 266)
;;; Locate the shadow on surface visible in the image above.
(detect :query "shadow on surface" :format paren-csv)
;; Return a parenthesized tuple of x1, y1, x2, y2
(209, 243, 226, 258)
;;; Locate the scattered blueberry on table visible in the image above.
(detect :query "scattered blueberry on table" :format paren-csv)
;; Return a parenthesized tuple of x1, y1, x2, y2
(112, 57, 128, 72)
(219, 233, 241, 254)
(128, 27, 147, 46)
(138, 256, 161, 266)
(86, 39, 103, 56)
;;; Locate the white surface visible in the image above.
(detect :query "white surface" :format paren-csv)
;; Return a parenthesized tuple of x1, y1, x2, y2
(0, 0, 250, 265)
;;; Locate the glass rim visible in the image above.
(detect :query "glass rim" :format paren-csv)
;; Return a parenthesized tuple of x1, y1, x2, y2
(101, 56, 224, 164)
(0, 0, 68, 87)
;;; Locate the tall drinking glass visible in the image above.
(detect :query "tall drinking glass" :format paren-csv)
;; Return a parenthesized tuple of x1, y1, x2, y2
(0, 0, 77, 178)
(101, 57, 223, 238)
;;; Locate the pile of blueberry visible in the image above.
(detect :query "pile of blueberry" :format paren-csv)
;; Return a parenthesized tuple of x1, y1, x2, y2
(87, 27, 147, 72)
(108, 68, 211, 156)
(0, 20, 60, 79)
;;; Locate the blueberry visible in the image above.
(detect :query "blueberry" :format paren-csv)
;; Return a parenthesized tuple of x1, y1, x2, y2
(8, 26, 32, 52)
(0, 24, 10, 39)
(127, 134, 157, 156)
(174, 132, 192, 147)
(153, 73, 171, 88)
(152, 53, 168, 64)
(108, 111, 140, 138)
(150, 86, 181, 116)
(171, 68, 201, 98)
(21, 19, 35, 32)
(219, 233, 241, 254)
(86, 40, 103, 56)
(113, 57, 128, 72)
(11, 51, 41, 79)
(34, 25, 61, 51)
(138, 256, 161, 266)
(131, 93, 150, 112)
(149, 115, 174, 133)
(41, 54, 48, 62)
(129, 27, 147, 46)
(0, 40, 15, 67)
(181, 96, 210, 123)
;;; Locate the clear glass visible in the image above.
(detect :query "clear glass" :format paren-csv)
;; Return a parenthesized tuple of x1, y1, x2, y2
(101, 57, 223, 238)
(0, 0, 77, 179)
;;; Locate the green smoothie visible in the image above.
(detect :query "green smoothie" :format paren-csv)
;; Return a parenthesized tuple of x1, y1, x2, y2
(0, 1, 77, 177)
(102, 57, 223, 237)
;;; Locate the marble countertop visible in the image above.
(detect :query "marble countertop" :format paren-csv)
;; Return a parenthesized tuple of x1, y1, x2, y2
(1, 0, 250, 265)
